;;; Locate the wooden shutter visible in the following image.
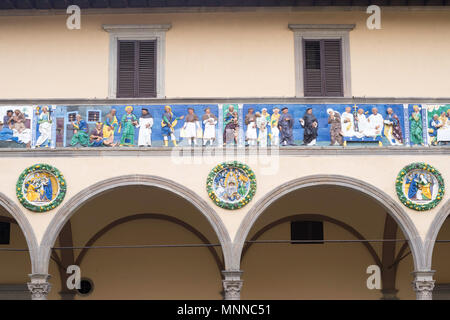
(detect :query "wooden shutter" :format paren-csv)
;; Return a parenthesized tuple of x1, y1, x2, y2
(137, 41, 157, 98)
(303, 40, 322, 97)
(117, 40, 157, 98)
(323, 39, 343, 97)
(303, 39, 343, 97)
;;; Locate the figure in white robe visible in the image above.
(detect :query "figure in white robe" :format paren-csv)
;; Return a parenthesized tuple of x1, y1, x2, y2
(137, 109, 153, 147)
(355, 108, 380, 138)
(13, 128, 31, 145)
(256, 111, 269, 147)
(437, 111, 450, 142)
(202, 108, 217, 146)
(355, 110, 371, 138)
(35, 106, 52, 147)
(367, 109, 384, 138)
(245, 108, 257, 146)
(182, 108, 200, 146)
(341, 107, 356, 137)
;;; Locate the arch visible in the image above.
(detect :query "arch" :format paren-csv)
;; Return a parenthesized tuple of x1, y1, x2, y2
(424, 198, 450, 269)
(0, 192, 39, 273)
(232, 175, 424, 271)
(73, 213, 224, 272)
(38, 175, 232, 274)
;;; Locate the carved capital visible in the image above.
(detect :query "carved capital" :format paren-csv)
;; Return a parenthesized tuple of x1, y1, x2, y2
(28, 274, 51, 300)
(222, 270, 243, 300)
(412, 271, 435, 300)
(223, 280, 243, 300)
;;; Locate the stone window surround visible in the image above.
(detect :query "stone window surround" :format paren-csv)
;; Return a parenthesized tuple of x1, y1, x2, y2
(289, 24, 355, 98)
(103, 24, 172, 99)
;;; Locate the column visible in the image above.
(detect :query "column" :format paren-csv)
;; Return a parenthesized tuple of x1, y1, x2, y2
(28, 273, 51, 300)
(380, 288, 399, 300)
(412, 270, 435, 300)
(222, 270, 243, 300)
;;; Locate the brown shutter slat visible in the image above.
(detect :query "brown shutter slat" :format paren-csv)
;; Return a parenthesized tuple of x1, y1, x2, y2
(303, 40, 323, 97)
(303, 39, 344, 97)
(117, 40, 136, 98)
(117, 40, 157, 98)
(323, 39, 343, 97)
(137, 40, 157, 98)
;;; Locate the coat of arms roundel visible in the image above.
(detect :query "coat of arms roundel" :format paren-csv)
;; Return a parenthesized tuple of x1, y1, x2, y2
(16, 164, 67, 212)
(396, 162, 444, 211)
(206, 161, 257, 210)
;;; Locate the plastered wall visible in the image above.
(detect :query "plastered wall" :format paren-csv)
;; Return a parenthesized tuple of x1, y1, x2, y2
(1, 9, 450, 99)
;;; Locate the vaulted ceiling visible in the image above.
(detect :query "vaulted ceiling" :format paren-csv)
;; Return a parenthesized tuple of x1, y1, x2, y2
(0, 0, 449, 10)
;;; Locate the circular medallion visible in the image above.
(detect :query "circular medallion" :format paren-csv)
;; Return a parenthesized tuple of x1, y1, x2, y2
(395, 162, 444, 211)
(206, 162, 257, 210)
(16, 164, 67, 212)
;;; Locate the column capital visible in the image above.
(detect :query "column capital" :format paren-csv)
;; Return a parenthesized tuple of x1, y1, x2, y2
(222, 270, 243, 300)
(412, 270, 435, 300)
(28, 274, 51, 300)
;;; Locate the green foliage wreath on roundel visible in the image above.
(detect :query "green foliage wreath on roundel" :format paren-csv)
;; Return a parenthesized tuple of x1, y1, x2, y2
(206, 161, 257, 210)
(16, 164, 67, 213)
(395, 162, 444, 211)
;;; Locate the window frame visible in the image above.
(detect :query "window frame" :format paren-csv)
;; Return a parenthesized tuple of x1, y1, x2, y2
(289, 24, 354, 98)
(103, 24, 171, 99)
(67, 111, 78, 122)
(86, 110, 102, 123)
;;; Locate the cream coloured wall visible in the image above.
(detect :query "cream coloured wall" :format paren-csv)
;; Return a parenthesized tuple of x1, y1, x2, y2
(41, 186, 416, 299)
(241, 185, 415, 299)
(0, 153, 448, 246)
(0, 9, 450, 99)
(0, 155, 448, 299)
(46, 187, 224, 299)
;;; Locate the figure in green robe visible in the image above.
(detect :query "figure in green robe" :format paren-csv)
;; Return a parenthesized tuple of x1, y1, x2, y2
(71, 114, 90, 147)
(410, 105, 423, 145)
(120, 106, 138, 146)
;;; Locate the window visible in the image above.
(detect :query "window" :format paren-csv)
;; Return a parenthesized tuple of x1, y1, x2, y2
(117, 40, 156, 98)
(87, 110, 101, 123)
(289, 24, 354, 98)
(0, 222, 10, 245)
(67, 112, 77, 122)
(291, 221, 324, 244)
(103, 24, 171, 99)
(303, 39, 343, 97)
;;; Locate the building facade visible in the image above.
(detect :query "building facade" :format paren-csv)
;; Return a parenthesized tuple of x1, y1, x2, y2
(0, 2, 449, 300)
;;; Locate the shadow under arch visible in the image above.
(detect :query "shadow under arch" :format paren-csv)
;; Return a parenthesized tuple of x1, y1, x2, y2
(232, 174, 424, 271)
(38, 174, 232, 274)
(0, 192, 39, 273)
(73, 213, 224, 272)
(424, 198, 450, 269)
(241, 214, 382, 267)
